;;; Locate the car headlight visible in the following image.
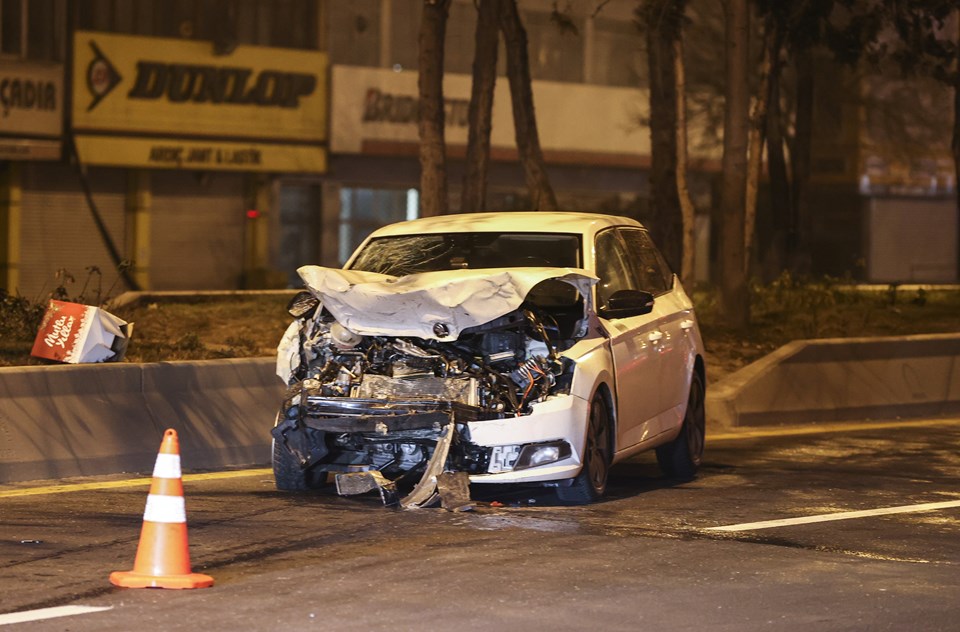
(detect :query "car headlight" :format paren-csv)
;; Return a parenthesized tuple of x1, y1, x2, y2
(487, 441, 572, 473)
(513, 441, 572, 471)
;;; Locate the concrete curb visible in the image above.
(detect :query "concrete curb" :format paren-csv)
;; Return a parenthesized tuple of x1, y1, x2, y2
(0, 358, 283, 483)
(706, 333, 960, 428)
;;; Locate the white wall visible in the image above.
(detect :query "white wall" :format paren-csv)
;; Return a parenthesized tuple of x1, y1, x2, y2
(330, 65, 721, 163)
(868, 197, 958, 282)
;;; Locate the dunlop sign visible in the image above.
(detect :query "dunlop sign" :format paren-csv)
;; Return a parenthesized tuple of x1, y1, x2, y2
(126, 62, 317, 108)
(72, 31, 328, 172)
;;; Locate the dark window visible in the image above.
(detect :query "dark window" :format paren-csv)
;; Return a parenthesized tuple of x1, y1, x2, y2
(26, 0, 58, 59)
(2, 0, 64, 60)
(591, 17, 643, 88)
(278, 183, 322, 287)
(160, 0, 195, 38)
(594, 229, 639, 309)
(350, 232, 582, 277)
(271, 0, 312, 48)
(523, 10, 583, 83)
(132, 0, 156, 35)
(75, 0, 316, 49)
(444, 1, 475, 75)
(328, 0, 379, 66)
(389, 0, 418, 71)
(197, 0, 221, 40)
(619, 228, 672, 295)
(1, 0, 23, 55)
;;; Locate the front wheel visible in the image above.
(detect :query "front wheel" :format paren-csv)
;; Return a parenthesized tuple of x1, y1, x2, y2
(557, 393, 612, 504)
(272, 412, 330, 491)
(656, 370, 705, 480)
(272, 436, 310, 491)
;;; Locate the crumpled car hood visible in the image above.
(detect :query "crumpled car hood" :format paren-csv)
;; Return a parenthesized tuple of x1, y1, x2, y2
(296, 265, 598, 341)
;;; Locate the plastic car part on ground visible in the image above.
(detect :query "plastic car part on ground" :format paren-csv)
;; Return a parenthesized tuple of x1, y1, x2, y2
(31, 300, 133, 363)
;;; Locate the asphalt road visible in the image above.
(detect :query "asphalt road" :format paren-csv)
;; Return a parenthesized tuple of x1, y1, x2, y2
(1, 418, 958, 631)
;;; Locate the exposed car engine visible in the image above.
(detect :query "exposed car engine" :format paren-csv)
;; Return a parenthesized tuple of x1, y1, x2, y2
(288, 305, 575, 416)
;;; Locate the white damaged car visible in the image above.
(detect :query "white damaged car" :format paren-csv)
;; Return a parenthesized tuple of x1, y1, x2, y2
(273, 212, 706, 506)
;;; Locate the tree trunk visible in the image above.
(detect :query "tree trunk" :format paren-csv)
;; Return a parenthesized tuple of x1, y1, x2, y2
(418, 0, 452, 217)
(641, 0, 683, 277)
(499, 0, 558, 210)
(744, 13, 776, 277)
(461, 0, 500, 213)
(789, 46, 814, 275)
(719, 0, 750, 328)
(764, 32, 789, 281)
(953, 9, 960, 282)
(675, 35, 697, 290)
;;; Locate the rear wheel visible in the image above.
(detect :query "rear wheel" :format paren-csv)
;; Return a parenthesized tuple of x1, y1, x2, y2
(656, 371, 705, 480)
(557, 393, 612, 504)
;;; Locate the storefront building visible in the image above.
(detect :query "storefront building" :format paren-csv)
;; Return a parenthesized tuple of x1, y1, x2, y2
(3, 1, 956, 295)
(70, 30, 328, 291)
(0, 58, 64, 295)
(2, 0, 330, 297)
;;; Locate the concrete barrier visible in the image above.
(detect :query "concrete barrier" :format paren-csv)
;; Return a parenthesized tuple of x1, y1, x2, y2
(5, 332, 959, 482)
(0, 358, 283, 483)
(707, 333, 960, 428)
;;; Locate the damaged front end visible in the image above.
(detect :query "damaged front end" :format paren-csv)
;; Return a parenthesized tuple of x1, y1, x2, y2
(272, 266, 597, 508)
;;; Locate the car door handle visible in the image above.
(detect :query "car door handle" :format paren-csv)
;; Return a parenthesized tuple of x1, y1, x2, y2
(680, 319, 694, 331)
(648, 331, 663, 343)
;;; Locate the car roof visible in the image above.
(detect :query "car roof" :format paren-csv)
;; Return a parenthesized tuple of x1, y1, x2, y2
(363, 211, 645, 241)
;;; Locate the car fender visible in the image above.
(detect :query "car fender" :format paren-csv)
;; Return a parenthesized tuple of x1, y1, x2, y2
(563, 336, 618, 457)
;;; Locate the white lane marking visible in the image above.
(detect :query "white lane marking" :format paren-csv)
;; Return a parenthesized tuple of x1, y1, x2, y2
(0, 605, 112, 626)
(708, 500, 960, 532)
(709, 417, 960, 442)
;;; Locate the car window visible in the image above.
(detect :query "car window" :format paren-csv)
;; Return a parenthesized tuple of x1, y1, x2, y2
(619, 228, 673, 295)
(594, 229, 640, 310)
(349, 233, 582, 276)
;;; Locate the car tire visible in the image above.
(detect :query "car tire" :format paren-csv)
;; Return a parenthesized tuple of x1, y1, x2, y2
(272, 437, 311, 491)
(557, 393, 612, 504)
(656, 370, 705, 480)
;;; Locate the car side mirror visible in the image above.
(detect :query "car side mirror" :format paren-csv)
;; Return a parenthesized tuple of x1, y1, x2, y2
(599, 289, 654, 319)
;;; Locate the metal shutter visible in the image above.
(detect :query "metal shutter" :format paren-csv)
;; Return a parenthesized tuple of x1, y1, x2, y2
(19, 163, 128, 301)
(150, 171, 246, 290)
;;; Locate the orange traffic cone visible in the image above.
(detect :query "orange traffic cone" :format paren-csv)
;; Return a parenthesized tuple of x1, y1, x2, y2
(110, 428, 214, 589)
